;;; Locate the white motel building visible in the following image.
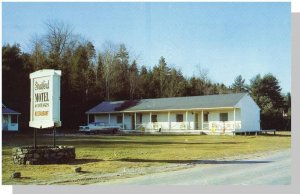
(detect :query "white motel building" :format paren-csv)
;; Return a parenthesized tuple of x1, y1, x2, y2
(86, 93, 261, 135)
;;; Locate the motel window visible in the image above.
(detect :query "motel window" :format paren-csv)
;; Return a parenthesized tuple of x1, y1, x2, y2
(220, 113, 228, 122)
(89, 114, 95, 123)
(151, 115, 157, 122)
(204, 113, 209, 122)
(117, 115, 123, 124)
(11, 115, 18, 123)
(176, 114, 183, 122)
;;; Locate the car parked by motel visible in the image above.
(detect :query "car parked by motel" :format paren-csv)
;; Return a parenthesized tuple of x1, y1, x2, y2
(79, 121, 120, 134)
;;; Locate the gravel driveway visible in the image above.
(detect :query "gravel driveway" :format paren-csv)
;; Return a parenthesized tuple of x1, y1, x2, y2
(98, 149, 291, 185)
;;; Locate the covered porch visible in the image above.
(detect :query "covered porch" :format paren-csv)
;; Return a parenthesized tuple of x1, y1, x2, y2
(88, 107, 241, 133)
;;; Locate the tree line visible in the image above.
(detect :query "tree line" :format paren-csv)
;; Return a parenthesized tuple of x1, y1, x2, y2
(2, 21, 291, 131)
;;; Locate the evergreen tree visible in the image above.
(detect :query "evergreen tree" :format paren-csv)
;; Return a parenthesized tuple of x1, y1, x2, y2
(2, 44, 34, 130)
(232, 75, 248, 93)
(129, 60, 139, 99)
(250, 73, 285, 129)
(153, 56, 171, 97)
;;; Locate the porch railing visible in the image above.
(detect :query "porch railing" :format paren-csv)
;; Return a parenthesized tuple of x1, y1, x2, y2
(130, 121, 241, 131)
(205, 121, 241, 131)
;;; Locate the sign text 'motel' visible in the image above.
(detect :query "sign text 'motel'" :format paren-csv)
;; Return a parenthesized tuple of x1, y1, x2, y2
(29, 69, 61, 129)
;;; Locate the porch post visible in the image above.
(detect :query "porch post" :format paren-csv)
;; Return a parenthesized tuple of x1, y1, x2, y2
(134, 112, 137, 130)
(233, 108, 236, 131)
(168, 112, 171, 130)
(87, 114, 90, 124)
(150, 112, 152, 129)
(122, 113, 125, 130)
(108, 113, 111, 124)
(186, 111, 188, 129)
(201, 110, 204, 130)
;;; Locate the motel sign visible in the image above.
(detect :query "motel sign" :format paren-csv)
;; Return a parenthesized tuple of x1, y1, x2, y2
(29, 69, 61, 128)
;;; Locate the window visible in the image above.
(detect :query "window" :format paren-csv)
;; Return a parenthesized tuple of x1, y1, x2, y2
(220, 113, 228, 122)
(176, 114, 183, 122)
(117, 115, 123, 124)
(11, 115, 18, 123)
(151, 115, 157, 122)
(139, 114, 142, 123)
(89, 114, 95, 123)
(204, 113, 209, 122)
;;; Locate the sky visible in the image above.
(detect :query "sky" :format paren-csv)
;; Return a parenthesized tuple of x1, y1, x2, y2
(2, 2, 291, 93)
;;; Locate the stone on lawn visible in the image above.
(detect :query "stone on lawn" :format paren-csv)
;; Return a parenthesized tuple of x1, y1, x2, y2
(74, 167, 81, 173)
(11, 172, 21, 179)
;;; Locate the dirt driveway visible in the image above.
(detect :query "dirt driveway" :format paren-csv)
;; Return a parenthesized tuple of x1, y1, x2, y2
(97, 149, 291, 185)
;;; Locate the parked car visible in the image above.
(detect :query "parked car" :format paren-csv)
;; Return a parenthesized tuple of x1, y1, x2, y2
(79, 122, 121, 134)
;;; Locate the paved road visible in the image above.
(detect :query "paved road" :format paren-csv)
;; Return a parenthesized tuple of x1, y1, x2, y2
(99, 149, 291, 185)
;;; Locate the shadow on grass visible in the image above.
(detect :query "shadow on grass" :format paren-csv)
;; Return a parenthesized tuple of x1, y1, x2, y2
(260, 134, 291, 137)
(70, 159, 103, 165)
(12, 177, 31, 180)
(59, 140, 249, 146)
(116, 158, 272, 165)
(77, 170, 91, 174)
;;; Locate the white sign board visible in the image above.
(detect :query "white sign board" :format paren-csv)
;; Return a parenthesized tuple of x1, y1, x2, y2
(29, 69, 62, 128)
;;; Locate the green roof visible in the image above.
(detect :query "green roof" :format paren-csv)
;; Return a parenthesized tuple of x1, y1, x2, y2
(87, 93, 248, 113)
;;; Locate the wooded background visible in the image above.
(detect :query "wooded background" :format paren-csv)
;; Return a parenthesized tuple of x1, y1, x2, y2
(2, 21, 291, 131)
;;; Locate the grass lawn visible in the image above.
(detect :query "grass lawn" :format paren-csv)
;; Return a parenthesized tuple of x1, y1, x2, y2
(2, 132, 291, 185)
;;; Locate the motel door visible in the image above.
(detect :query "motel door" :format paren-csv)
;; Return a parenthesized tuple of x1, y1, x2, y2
(131, 114, 135, 130)
(194, 113, 199, 130)
(2, 115, 8, 131)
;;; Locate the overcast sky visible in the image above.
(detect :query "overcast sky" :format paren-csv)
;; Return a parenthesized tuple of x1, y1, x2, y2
(2, 2, 291, 93)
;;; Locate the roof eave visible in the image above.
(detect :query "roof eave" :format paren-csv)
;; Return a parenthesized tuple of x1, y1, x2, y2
(86, 106, 238, 114)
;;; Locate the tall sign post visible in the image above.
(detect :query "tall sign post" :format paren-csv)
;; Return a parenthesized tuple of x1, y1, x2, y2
(29, 69, 61, 149)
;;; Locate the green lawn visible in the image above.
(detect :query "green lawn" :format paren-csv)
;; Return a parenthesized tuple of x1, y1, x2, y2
(2, 132, 291, 185)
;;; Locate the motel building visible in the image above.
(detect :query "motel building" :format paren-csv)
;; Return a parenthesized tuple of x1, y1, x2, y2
(86, 93, 261, 135)
(2, 104, 21, 132)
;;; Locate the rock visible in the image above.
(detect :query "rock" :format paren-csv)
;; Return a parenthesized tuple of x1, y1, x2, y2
(12, 146, 76, 165)
(11, 172, 21, 179)
(74, 167, 81, 173)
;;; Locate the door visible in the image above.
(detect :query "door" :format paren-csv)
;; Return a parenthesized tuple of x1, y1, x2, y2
(194, 113, 199, 130)
(2, 115, 8, 131)
(131, 114, 135, 130)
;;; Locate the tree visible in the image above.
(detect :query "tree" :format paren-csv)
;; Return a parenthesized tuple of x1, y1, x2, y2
(94, 54, 106, 101)
(43, 20, 75, 69)
(138, 66, 154, 99)
(100, 42, 118, 101)
(250, 74, 284, 114)
(2, 44, 34, 130)
(30, 38, 49, 70)
(128, 60, 139, 99)
(195, 64, 210, 84)
(112, 44, 130, 99)
(166, 68, 186, 97)
(249, 73, 285, 129)
(282, 92, 291, 130)
(232, 75, 248, 93)
(153, 56, 171, 97)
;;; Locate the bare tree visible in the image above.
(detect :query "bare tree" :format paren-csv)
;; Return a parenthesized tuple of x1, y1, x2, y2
(100, 41, 118, 101)
(41, 20, 79, 69)
(195, 64, 210, 83)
